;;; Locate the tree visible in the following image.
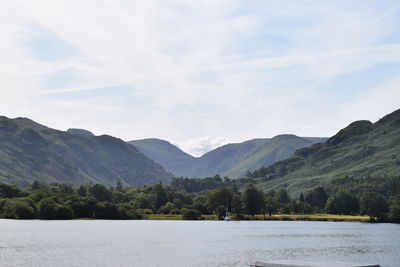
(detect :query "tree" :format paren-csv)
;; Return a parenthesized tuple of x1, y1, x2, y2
(38, 198, 74, 219)
(305, 187, 328, 210)
(325, 190, 359, 214)
(0, 184, 22, 198)
(116, 179, 124, 192)
(264, 196, 279, 216)
(31, 180, 41, 190)
(94, 201, 119, 219)
(193, 196, 208, 214)
(231, 194, 242, 216)
(2, 199, 36, 219)
(242, 184, 264, 216)
(181, 208, 202, 220)
(389, 192, 400, 222)
(207, 187, 233, 214)
(78, 186, 87, 197)
(70, 197, 96, 218)
(151, 184, 169, 210)
(360, 192, 388, 221)
(158, 202, 174, 214)
(299, 193, 305, 202)
(275, 188, 290, 204)
(88, 184, 112, 202)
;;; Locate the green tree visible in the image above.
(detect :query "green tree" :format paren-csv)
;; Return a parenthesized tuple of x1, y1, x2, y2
(264, 196, 279, 216)
(78, 186, 87, 197)
(151, 184, 169, 210)
(275, 188, 290, 204)
(193, 196, 208, 214)
(207, 187, 233, 214)
(182, 208, 202, 220)
(116, 179, 124, 192)
(70, 197, 96, 218)
(2, 199, 36, 219)
(88, 184, 112, 202)
(38, 198, 74, 219)
(325, 190, 359, 215)
(389, 192, 400, 222)
(299, 192, 305, 202)
(305, 187, 328, 210)
(360, 192, 388, 221)
(0, 184, 22, 198)
(158, 202, 174, 214)
(94, 201, 120, 219)
(31, 180, 41, 190)
(231, 194, 242, 216)
(242, 184, 264, 216)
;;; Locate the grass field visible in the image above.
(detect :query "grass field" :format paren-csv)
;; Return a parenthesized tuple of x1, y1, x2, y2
(142, 214, 371, 222)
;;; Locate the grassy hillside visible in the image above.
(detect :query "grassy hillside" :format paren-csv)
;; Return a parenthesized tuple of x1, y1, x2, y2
(222, 135, 319, 178)
(0, 117, 172, 186)
(128, 138, 202, 177)
(249, 109, 400, 196)
(130, 135, 326, 179)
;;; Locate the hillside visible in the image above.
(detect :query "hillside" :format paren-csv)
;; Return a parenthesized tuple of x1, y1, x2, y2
(128, 138, 201, 177)
(67, 128, 95, 137)
(130, 135, 326, 178)
(249, 109, 400, 196)
(0, 116, 172, 186)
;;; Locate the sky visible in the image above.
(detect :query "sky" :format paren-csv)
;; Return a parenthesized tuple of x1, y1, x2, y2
(0, 0, 400, 156)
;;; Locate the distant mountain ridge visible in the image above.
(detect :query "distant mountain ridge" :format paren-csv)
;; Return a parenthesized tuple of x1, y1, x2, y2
(67, 128, 95, 137)
(0, 116, 172, 186)
(129, 135, 327, 178)
(249, 108, 400, 196)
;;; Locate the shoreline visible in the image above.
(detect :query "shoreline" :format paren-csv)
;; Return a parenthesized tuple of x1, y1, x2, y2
(142, 214, 372, 222)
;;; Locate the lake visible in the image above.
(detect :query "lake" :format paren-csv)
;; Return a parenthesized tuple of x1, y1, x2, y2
(1, 220, 399, 267)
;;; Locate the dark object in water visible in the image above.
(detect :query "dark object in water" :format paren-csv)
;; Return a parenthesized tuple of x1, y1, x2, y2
(250, 260, 380, 267)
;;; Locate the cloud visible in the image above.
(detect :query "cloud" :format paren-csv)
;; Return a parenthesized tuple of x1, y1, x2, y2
(174, 137, 230, 157)
(0, 0, 399, 144)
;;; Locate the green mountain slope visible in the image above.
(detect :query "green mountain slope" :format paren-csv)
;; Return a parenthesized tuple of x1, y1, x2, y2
(0, 116, 172, 186)
(67, 128, 95, 137)
(250, 109, 400, 196)
(128, 138, 202, 177)
(222, 135, 320, 178)
(130, 135, 326, 178)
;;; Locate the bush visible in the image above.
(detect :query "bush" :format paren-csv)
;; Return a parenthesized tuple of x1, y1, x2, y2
(117, 203, 142, 219)
(389, 193, 400, 222)
(182, 208, 202, 220)
(94, 201, 120, 219)
(38, 198, 74, 219)
(0, 184, 22, 198)
(2, 199, 36, 219)
(70, 197, 97, 218)
(325, 190, 359, 215)
(169, 208, 181, 215)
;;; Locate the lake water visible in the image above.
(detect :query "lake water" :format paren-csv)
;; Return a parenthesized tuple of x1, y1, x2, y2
(1, 220, 399, 267)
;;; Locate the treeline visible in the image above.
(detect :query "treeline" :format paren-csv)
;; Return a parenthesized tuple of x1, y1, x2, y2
(0, 181, 399, 222)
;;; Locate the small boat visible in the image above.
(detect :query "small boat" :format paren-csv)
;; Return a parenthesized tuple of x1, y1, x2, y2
(224, 211, 231, 221)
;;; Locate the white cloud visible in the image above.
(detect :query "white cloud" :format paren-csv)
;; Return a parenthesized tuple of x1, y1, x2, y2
(174, 137, 230, 157)
(0, 0, 399, 145)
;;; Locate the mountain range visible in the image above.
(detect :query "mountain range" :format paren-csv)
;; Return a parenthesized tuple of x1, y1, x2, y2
(0, 116, 172, 186)
(249, 109, 400, 196)
(129, 135, 327, 178)
(1, 108, 399, 196)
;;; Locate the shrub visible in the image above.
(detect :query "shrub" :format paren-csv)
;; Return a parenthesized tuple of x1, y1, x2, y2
(182, 208, 202, 220)
(38, 198, 74, 219)
(2, 199, 36, 219)
(94, 201, 119, 219)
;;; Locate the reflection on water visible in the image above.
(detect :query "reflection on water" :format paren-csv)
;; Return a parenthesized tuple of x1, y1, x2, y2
(0, 220, 399, 267)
